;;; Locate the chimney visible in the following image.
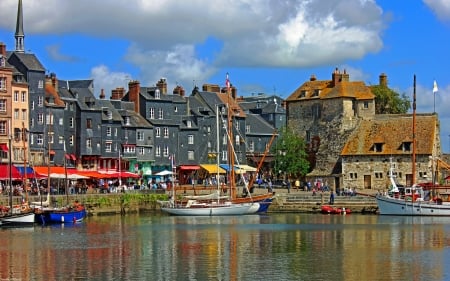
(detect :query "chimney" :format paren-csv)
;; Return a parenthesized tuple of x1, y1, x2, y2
(173, 85, 185, 96)
(128, 80, 140, 113)
(51, 73, 57, 88)
(310, 74, 317, 81)
(331, 67, 341, 87)
(156, 78, 167, 94)
(0, 42, 6, 56)
(99, 88, 105, 99)
(341, 69, 350, 82)
(231, 86, 237, 100)
(110, 87, 125, 100)
(379, 73, 388, 87)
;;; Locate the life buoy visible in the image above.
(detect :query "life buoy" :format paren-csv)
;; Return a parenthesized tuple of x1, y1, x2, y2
(21, 205, 27, 212)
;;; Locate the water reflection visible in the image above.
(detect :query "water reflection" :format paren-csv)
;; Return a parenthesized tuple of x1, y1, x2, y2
(0, 214, 449, 280)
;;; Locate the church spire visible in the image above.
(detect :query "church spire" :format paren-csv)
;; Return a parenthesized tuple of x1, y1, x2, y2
(15, 0, 25, 53)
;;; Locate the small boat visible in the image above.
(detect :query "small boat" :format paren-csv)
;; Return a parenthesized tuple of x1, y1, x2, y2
(160, 200, 260, 216)
(321, 205, 351, 215)
(0, 204, 36, 227)
(36, 203, 87, 225)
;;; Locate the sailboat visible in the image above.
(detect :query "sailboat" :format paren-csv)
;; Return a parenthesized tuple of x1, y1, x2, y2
(0, 124, 35, 227)
(159, 78, 260, 216)
(35, 122, 86, 224)
(376, 75, 450, 216)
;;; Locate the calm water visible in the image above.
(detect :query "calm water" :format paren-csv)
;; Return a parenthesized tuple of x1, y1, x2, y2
(1, 213, 450, 281)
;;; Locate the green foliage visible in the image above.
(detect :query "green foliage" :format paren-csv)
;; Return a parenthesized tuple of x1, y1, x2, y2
(272, 127, 310, 179)
(371, 85, 410, 114)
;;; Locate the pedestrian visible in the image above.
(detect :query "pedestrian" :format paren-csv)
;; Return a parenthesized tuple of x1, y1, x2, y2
(287, 181, 291, 193)
(329, 190, 335, 205)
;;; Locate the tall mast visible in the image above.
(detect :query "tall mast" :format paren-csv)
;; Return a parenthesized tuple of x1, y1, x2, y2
(226, 73, 236, 199)
(412, 75, 416, 184)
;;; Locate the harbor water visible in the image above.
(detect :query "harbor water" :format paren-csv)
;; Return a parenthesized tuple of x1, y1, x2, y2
(1, 213, 450, 281)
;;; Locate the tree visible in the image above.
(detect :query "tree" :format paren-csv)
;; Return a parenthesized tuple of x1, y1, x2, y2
(371, 85, 411, 114)
(272, 127, 309, 180)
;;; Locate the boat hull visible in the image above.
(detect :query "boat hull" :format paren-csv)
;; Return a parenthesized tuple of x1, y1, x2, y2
(233, 193, 274, 213)
(0, 212, 36, 227)
(376, 196, 450, 216)
(161, 202, 260, 216)
(37, 208, 87, 224)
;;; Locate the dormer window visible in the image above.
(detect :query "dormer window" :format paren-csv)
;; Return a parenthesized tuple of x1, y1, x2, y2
(186, 120, 192, 128)
(402, 142, 412, 152)
(107, 110, 112, 120)
(373, 143, 383, 152)
(124, 116, 130, 125)
(312, 89, 320, 97)
(0, 56, 5, 67)
(299, 90, 307, 98)
(155, 89, 161, 99)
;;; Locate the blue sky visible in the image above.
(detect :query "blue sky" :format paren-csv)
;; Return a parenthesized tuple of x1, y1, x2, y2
(1, 0, 450, 151)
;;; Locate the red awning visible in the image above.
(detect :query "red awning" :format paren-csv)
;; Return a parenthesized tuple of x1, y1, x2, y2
(179, 165, 201, 170)
(49, 150, 55, 155)
(65, 154, 71, 159)
(0, 144, 8, 152)
(70, 154, 76, 161)
(0, 165, 25, 180)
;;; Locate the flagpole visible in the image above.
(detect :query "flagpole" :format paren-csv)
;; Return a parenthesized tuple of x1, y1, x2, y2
(433, 80, 438, 113)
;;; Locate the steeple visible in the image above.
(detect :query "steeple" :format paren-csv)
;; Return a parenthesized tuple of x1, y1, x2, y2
(15, 0, 25, 53)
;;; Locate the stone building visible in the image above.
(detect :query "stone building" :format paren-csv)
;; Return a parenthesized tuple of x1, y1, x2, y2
(285, 68, 441, 191)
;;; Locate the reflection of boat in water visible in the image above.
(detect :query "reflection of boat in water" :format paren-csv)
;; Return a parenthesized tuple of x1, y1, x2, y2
(321, 205, 351, 215)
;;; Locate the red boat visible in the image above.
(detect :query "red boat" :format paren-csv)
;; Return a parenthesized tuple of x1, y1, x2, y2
(321, 205, 351, 215)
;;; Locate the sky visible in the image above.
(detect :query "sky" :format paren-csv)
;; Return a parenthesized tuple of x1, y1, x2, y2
(1, 0, 450, 151)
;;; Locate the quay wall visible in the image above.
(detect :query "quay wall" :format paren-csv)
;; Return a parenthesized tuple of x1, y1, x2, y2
(0, 189, 379, 215)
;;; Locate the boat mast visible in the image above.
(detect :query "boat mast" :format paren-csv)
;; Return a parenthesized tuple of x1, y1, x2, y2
(226, 73, 236, 200)
(8, 120, 12, 213)
(412, 75, 416, 184)
(22, 122, 28, 203)
(216, 104, 220, 204)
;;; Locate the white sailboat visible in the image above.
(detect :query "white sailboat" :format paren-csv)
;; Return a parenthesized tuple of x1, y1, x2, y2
(160, 76, 260, 216)
(376, 75, 450, 216)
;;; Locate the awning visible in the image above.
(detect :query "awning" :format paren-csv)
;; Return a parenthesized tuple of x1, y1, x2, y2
(236, 164, 257, 172)
(65, 154, 71, 159)
(70, 154, 76, 161)
(178, 165, 201, 170)
(0, 144, 8, 152)
(49, 150, 55, 155)
(0, 165, 24, 180)
(14, 166, 47, 179)
(200, 164, 226, 174)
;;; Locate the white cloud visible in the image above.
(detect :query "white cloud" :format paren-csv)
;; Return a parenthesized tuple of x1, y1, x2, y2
(90, 65, 131, 98)
(423, 0, 450, 22)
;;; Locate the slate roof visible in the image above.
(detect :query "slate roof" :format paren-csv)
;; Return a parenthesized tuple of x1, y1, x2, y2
(7, 51, 45, 72)
(341, 114, 437, 156)
(245, 114, 276, 135)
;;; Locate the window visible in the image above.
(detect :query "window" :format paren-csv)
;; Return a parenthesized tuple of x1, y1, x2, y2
(14, 109, 19, 120)
(363, 101, 369, 109)
(0, 99, 6, 112)
(124, 116, 130, 125)
(105, 142, 112, 152)
(46, 114, 53, 125)
(299, 90, 307, 98)
(188, 135, 194, 144)
(137, 131, 144, 141)
(155, 127, 161, 137)
(58, 136, 64, 144)
(59, 118, 63, 126)
(246, 125, 250, 133)
(235, 135, 240, 146)
(69, 135, 74, 146)
(106, 127, 111, 136)
(312, 89, 320, 97)
(375, 172, 383, 179)
(30, 118, 34, 128)
(222, 134, 227, 145)
(149, 108, 154, 119)
(174, 106, 178, 112)
(37, 113, 44, 125)
(235, 120, 239, 130)
(188, 150, 195, 160)
(37, 134, 43, 145)
(158, 108, 163, 119)
(69, 103, 74, 111)
(21, 91, 26, 102)
(249, 141, 254, 152)
(0, 121, 6, 134)
(22, 109, 26, 120)
(48, 132, 54, 144)
(402, 142, 412, 152)
(14, 91, 19, 102)
(156, 146, 161, 157)
(187, 120, 192, 128)
(86, 118, 92, 129)
(0, 77, 6, 91)
(38, 96, 43, 107)
(86, 138, 92, 148)
(373, 143, 383, 152)
(106, 111, 112, 120)
(163, 127, 169, 138)
(123, 146, 135, 154)
(221, 151, 227, 161)
(138, 147, 145, 155)
(69, 117, 74, 128)
(163, 145, 169, 157)
(114, 128, 118, 137)
(38, 80, 44, 89)
(31, 101, 35, 110)
(155, 89, 161, 99)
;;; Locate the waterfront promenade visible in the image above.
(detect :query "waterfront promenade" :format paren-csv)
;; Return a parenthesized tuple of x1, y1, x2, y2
(0, 185, 379, 215)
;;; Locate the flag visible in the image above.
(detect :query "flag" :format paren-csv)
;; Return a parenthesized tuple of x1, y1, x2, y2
(225, 72, 230, 90)
(433, 80, 438, 94)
